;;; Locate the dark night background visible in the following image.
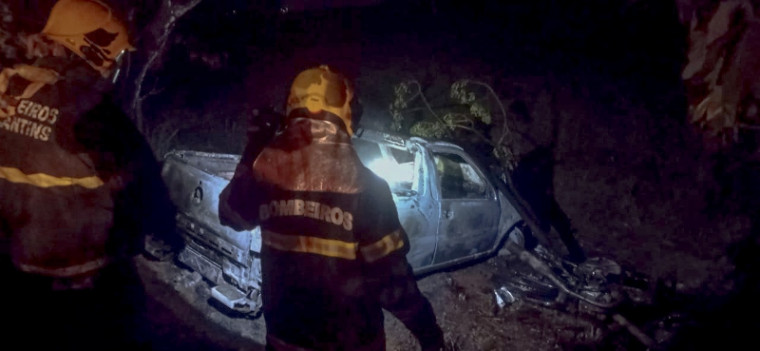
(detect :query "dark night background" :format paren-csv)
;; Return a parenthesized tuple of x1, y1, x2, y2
(3, 0, 760, 350)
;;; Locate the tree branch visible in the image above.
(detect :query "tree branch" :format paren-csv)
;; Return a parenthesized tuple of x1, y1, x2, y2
(131, 0, 203, 133)
(459, 79, 511, 145)
(453, 123, 495, 148)
(407, 80, 453, 138)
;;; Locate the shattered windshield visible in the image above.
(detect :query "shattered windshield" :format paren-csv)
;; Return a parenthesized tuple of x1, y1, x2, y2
(353, 138, 417, 196)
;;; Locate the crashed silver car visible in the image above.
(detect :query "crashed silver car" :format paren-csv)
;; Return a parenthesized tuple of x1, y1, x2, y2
(160, 129, 526, 316)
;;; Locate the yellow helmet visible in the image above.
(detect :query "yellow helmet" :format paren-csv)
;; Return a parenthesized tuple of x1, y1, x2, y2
(286, 65, 355, 135)
(41, 0, 134, 78)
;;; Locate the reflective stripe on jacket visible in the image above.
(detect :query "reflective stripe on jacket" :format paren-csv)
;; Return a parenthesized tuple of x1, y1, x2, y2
(0, 166, 104, 189)
(261, 228, 404, 262)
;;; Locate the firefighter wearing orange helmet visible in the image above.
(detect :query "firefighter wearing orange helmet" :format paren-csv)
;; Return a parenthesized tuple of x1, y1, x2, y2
(0, 1, 176, 349)
(41, 0, 134, 78)
(220, 65, 445, 351)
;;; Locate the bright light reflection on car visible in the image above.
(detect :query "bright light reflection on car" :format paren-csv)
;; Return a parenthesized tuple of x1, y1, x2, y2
(366, 158, 414, 189)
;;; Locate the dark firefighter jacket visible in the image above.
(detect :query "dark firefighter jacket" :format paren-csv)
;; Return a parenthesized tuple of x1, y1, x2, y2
(219, 109, 444, 351)
(0, 56, 177, 279)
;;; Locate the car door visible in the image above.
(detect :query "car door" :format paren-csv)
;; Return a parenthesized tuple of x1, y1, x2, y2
(353, 138, 436, 269)
(429, 146, 499, 264)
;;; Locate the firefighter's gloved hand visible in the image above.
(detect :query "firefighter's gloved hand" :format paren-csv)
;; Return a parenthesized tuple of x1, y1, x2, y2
(143, 233, 179, 261)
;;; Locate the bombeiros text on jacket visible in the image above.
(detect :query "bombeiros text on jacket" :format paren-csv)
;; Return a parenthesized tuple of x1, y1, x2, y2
(259, 198, 354, 231)
(0, 99, 60, 141)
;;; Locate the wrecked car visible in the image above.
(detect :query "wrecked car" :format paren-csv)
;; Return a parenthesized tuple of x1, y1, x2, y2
(160, 128, 528, 316)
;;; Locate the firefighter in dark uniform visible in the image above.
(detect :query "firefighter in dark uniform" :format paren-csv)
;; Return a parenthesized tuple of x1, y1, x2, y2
(220, 65, 445, 351)
(0, 1, 177, 349)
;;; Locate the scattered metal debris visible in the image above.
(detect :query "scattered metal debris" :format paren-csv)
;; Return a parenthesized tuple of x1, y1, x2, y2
(492, 241, 664, 349)
(493, 286, 516, 308)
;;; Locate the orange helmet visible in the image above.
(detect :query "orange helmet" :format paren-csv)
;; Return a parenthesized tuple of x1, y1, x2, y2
(41, 0, 134, 78)
(286, 65, 355, 135)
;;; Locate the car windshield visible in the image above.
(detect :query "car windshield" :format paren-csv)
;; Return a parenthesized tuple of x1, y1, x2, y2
(353, 138, 416, 195)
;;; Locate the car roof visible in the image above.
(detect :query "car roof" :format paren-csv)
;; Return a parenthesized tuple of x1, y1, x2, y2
(353, 128, 464, 152)
(353, 128, 408, 148)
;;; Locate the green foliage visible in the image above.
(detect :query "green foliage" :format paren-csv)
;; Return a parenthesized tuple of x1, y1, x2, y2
(389, 78, 517, 170)
(389, 80, 412, 132)
(409, 120, 449, 139)
(450, 80, 491, 124)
